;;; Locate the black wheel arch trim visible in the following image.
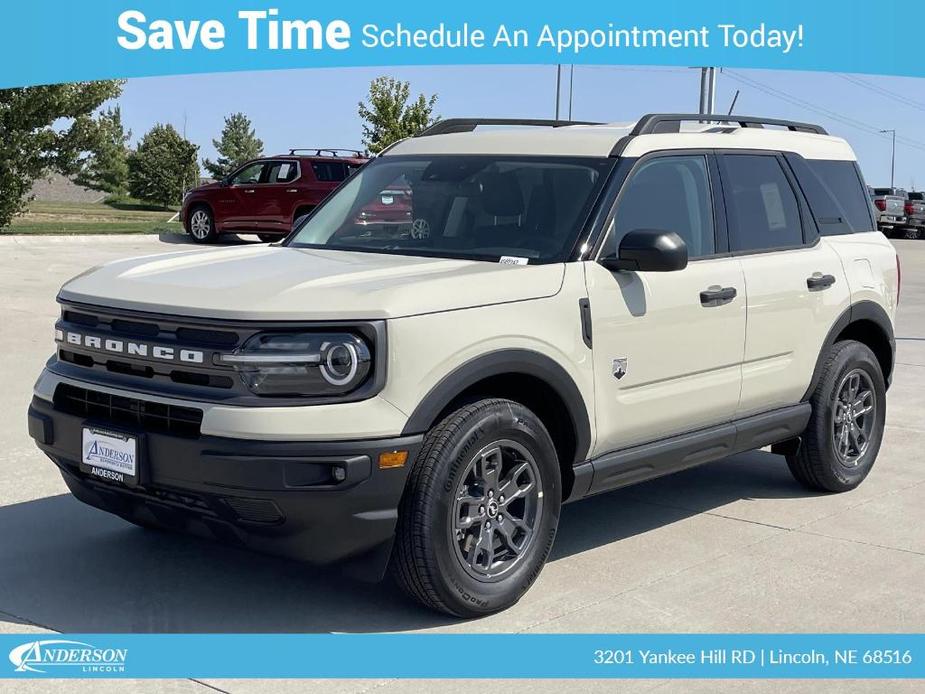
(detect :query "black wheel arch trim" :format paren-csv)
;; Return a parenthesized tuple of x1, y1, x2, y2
(400, 349, 592, 465)
(803, 300, 895, 400)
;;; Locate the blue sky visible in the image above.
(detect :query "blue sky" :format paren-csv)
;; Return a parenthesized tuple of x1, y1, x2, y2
(118, 65, 925, 188)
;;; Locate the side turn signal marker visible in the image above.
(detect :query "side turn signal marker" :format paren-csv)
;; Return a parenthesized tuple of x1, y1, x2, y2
(378, 450, 408, 469)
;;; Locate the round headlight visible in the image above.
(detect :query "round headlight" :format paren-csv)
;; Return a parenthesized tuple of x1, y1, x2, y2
(320, 341, 359, 386)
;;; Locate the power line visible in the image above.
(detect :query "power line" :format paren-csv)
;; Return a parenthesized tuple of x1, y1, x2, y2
(723, 69, 925, 154)
(836, 73, 925, 114)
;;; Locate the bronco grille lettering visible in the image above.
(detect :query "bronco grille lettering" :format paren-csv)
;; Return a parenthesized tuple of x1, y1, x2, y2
(56, 330, 205, 364)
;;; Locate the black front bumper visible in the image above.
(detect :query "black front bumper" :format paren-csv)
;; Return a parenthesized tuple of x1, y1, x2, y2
(28, 396, 421, 576)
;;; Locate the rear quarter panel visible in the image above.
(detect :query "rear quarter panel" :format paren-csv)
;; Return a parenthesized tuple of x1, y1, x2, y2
(825, 232, 898, 323)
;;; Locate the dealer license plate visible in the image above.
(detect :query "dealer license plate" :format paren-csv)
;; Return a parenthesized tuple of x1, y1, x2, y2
(81, 427, 138, 486)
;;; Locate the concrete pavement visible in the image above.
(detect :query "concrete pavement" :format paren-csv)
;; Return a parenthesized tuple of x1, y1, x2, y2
(1, 234, 922, 692)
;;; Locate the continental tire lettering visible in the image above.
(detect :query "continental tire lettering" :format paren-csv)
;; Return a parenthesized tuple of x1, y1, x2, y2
(443, 426, 484, 492)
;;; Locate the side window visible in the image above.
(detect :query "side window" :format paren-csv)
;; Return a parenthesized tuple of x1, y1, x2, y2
(266, 161, 299, 184)
(229, 162, 265, 186)
(723, 155, 803, 252)
(312, 161, 348, 182)
(811, 161, 873, 232)
(612, 155, 716, 259)
(784, 154, 876, 236)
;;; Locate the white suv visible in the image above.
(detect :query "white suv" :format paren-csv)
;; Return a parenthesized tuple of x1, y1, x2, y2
(28, 114, 899, 617)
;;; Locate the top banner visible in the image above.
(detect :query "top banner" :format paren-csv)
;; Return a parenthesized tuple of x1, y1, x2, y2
(0, 1, 920, 88)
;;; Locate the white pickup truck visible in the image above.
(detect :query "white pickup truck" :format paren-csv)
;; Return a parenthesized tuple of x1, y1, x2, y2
(870, 187, 907, 234)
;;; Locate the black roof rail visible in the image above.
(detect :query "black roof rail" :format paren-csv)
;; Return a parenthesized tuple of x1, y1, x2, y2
(418, 118, 603, 137)
(288, 148, 365, 157)
(631, 113, 828, 136)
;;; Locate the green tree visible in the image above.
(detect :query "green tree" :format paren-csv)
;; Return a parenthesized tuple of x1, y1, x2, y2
(0, 80, 124, 229)
(202, 112, 264, 179)
(358, 77, 438, 154)
(127, 124, 199, 209)
(74, 106, 131, 196)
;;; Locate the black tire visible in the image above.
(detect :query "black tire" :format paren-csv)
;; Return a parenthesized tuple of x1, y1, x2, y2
(391, 398, 561, 617)
(787, 341, 886, 492)
(187, 205, 217, 243)
(258, 234, 281, 243)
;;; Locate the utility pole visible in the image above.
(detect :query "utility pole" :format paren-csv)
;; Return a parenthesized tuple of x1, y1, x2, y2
(555, 64, 562, 120)
(568, 65, 575, 120)
(698, 67, 717, 116)
(880, 129, 897, 188)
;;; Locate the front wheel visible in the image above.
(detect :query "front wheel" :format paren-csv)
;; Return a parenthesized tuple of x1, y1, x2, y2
(787, 341, 886, 492)
(391, 399, 561, 617)
(187, 206, 217, 243)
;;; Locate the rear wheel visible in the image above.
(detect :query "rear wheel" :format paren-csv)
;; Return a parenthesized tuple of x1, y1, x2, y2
(258, 234, 281, 243)
(391, 399, 561, 617)
(188, 206, 217, 243)
(787, 341, 886, 492)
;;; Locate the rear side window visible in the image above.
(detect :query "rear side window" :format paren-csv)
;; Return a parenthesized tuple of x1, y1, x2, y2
(612, 155, 716, 258)
(312, 161, 350, 182)
(805, 160, 874, 233)
(722, 155, 803, 252)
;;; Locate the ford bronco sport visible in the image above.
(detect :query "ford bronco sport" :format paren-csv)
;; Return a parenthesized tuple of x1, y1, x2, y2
(181, 148, 367, 243)
(29, 114, 899, 617)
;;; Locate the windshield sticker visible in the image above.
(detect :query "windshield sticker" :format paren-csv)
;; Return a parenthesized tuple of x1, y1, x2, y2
(499, 256, 529, 265)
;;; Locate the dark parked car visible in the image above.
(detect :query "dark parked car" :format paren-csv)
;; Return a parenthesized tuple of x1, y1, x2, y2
(181, 149, 368, 243)
(905, 192, 925, 236)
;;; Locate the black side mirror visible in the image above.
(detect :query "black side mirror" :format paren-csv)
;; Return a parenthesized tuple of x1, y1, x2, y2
(600, 229, 688, 273)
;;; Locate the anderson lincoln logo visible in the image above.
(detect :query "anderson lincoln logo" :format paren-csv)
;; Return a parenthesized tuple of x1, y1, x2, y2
(56, 329, 204, 364)
(9, 640, 128, 674)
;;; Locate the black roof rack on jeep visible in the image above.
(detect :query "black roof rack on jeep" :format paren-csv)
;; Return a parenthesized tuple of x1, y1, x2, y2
(630, 113, 828, 136)
(418, 118, 603, 137)
(288, 148, 365, 157)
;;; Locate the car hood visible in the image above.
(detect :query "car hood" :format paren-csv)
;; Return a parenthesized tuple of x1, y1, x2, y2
(58, 245, 566, 320)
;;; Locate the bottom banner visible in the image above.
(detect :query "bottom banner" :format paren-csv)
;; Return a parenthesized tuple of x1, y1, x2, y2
(2, 634, 923, 679)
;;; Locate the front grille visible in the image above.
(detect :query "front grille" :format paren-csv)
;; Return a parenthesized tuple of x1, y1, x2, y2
(55, 303, 243, 394)
(54, 383, 203, 438)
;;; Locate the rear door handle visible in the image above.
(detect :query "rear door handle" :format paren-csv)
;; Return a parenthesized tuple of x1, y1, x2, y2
(243, 189, 256, 194)
(807, 274, 836, 291)
(700, 286, 737, 306)
(286, 188, 298, 193)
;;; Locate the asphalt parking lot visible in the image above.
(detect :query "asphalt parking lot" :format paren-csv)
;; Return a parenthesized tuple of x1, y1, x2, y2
(1, 233, 922, 693)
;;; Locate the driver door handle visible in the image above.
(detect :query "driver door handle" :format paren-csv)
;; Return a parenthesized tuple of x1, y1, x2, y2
(807, 273, 836, 291)
(700, 286, 737, 306)
(243, 189, 256, 194)
(286, 188, 298, 193)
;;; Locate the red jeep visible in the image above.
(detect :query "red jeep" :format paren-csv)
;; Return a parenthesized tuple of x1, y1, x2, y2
(181, 149, 368, 243)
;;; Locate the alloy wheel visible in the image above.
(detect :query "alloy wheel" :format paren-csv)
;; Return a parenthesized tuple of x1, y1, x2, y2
(832, 368, 876, 467)
(189, 210, 211, 239)
(450, 439, 543, 580)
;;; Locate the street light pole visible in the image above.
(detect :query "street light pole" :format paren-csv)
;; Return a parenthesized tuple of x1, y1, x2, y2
(880, 129, 897, 188)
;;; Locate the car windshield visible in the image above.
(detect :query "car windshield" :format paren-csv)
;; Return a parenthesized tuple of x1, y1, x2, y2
(286, 155, 615, 263)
